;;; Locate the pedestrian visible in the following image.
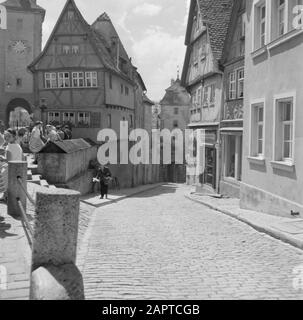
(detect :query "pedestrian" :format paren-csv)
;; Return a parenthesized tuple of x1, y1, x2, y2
(56, 126, 65, 141)
(29, 121, 45, 164)
(89, 159, 100, 194)
(63, 125, 72, 140)
(46, 124, 62, 142)
(0, 129, 24, 202)
(95, 164, 112, 199)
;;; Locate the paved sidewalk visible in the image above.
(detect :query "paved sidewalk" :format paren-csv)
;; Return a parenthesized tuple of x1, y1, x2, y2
(186, 192, 303, 251)
(0, 203, 31, 300)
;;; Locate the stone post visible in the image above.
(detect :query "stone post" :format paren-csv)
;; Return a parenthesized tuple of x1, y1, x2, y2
(30, 188, 85, 300)
(7, 161, 27, 218)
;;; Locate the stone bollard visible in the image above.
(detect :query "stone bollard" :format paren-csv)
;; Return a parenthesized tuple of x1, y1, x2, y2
(7, 161, 27, 218)
(30, 188, 85, 300)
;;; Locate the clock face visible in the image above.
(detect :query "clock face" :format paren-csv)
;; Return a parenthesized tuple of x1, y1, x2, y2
(12, 41, 27, 54)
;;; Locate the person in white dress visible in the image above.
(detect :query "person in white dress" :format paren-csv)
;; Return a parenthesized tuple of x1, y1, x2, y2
(0, 129, 24, 202)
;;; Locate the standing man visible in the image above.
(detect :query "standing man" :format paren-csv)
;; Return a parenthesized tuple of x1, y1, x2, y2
(95, 165, 112, 199)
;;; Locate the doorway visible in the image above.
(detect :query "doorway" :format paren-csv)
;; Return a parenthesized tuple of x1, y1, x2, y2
(6, 98, 32, 129)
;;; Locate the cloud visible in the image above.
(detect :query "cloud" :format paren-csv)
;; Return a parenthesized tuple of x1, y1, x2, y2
(183, 0, 191, 26)
(132, 27, 186, 101)
(133, 3, 162, 16)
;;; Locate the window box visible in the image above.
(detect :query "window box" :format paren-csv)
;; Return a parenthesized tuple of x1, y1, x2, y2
(270, 160, 295, 172)
(247, 156, 266, 165)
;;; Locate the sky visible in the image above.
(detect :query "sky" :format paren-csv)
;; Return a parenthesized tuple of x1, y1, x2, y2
(38, 0, 191, 102)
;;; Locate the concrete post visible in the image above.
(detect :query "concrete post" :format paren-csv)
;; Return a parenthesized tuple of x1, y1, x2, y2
(30, 188, 85, 300)
(7, 161, 27, 218)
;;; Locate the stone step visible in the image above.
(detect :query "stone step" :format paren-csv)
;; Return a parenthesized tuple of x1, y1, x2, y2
(29, 175, 42, 185)
(27, 170, 33, 180)
(39, 180, 49, 188)
(49, 185, 57, 190)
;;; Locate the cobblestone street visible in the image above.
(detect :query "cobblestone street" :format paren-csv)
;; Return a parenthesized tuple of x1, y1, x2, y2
(80, 184, 303, 300)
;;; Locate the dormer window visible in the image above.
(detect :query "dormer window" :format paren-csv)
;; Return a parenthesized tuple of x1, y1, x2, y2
(67, 10, 74, 20)
(62, 45, 70, 55)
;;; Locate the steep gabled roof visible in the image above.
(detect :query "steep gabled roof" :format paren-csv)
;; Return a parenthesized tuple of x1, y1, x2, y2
(199, 0, 234, 61)
(28, 0, 133, 83)
(92, 12, 131, 64)
(181, 0, 234, 86)
(221, 0, 245, 65)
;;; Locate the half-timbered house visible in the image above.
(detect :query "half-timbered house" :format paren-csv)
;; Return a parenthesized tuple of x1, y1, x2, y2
(28, 0, 136, 141)
(181, 0, 233, 193)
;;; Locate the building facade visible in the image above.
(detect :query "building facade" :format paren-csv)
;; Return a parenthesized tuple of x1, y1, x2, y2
(181, 0, 233, 192)
(220, 0, 246, 198)
(159, 76, 191, 132)
(0, 0, 45, 127)
(29, 0, 136, 142)
(241, 0, 303, 217)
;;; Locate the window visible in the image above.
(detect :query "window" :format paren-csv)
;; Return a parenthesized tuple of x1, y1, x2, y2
(48, 112, 60, 123)
(278, 0, 287, 36)
(78, 112, 90, 127)
(72, 72, 84, 87)
(203, 86, 209, 107)
(282, 101, 293, 160)
(130, 114, 133, 128)
(229, 72, 236, 100)
(107, 114, 112, 128)
(209, 84, 215, 105)
(125, 86, 129, 96)
(16, 78, 22, 87)
(45, 73, 57, 89)
(273, 97, 294, 162)
(197, 88, 202, 106)
(121, 84, 124, 94)
(58, 72, 70, 88)
(85, 72, 97, 87)
(109, 74, 112, 89)
(257, 106, 264, 155)
(62, 45, 70, 55)
(173, 120, 179, 128)
(71, 45, 79, 54)
(254, 2, 267, 50)
(174, 108, 179, 115)
(63, 112, 75, 124)
(67, 10, 74, 20)
(237, 69, 244, 98)
(260, 4, 266, 47)
(250, 102, 265, 157)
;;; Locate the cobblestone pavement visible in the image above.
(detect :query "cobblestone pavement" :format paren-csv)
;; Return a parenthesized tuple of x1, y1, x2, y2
(81, 184, 303, 300)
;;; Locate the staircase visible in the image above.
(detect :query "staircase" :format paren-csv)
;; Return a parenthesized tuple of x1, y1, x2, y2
(26, 154, 57, 189)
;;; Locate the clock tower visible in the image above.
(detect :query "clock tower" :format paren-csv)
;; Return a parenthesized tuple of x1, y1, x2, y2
(0, 0, 45, 126)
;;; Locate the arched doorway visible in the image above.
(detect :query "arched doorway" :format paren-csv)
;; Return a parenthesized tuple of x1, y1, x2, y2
(6, 98, 33, 129)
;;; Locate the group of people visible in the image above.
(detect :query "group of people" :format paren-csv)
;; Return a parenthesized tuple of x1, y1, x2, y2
(0, 120, 73, 202)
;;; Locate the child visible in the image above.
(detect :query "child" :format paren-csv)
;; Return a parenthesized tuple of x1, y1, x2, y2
(0, 129, 24, 202)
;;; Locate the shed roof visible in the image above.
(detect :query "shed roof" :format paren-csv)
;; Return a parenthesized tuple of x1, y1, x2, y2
(39, 139, 92, 154)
